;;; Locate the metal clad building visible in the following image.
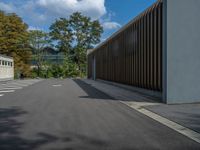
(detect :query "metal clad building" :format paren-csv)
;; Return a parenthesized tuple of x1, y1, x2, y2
(0, 54, 14, 81)
(87, 0, 200, 104)
(88, 0, 162, 92)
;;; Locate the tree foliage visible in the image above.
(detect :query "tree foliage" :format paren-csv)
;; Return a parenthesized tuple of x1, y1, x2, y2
(49, 12, 103, 75)
(0, 11, 103, 79)
(49, 18, 72, 54)
(0, 11, 31, 77)
(28, 30, 50, 76)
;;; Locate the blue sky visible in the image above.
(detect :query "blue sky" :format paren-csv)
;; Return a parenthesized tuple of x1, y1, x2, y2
(0, 0, 157, 41)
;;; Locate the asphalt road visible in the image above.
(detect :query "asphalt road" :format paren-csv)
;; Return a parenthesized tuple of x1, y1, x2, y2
(0, 79, 200, 150)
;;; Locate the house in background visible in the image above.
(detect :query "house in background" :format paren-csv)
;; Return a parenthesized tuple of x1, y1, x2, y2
(0, 54, 14, 81)
(31, 47, 65, 68)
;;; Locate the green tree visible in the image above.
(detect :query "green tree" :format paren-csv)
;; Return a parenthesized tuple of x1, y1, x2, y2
(70, 12, 103, 74)
(0, 11, 31, 77)
(49, 18, 72, 55)
(50, 12, 103, 76)
(28, 30, 50, 76)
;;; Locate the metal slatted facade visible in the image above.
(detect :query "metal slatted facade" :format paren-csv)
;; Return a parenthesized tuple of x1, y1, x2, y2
(88, 0, 163, 92)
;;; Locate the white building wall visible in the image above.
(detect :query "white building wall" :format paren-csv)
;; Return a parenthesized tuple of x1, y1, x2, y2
(163, 0, 200, 103)
(0, 55, 14, 81)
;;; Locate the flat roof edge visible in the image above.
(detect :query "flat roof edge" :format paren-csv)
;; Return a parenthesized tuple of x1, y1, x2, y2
(89, 0, 162, 55)
(0, 54, 13, 60)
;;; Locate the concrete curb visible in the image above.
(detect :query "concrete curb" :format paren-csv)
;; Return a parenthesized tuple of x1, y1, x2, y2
(121, 101, 200, 144)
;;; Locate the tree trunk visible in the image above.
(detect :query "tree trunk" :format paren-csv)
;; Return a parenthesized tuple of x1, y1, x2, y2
(37, 65, 40, 77)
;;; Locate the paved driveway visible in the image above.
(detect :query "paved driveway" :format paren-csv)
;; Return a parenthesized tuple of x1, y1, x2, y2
(0, 79, 199, 150)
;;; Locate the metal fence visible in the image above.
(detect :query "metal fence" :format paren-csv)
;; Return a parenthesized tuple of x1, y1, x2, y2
(88, 0, 163, 92)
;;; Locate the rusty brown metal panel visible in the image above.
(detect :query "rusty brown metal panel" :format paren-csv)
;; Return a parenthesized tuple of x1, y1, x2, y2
(138, 20, 140, 87)
(105, 46, 107, 80)
(137, 21, 140, 87)
(97, 50, 99, 79)
(107, 44, 108, 80)
(101, 48, 103, 79)
(124, 32, 127, 84)
(108, 44, 110, 81)
(107, 42, 111, 81)
(139, 18, 142, 88)
(160, 2, 163, 91)
(112, 41, 114, 81)
(109, 41, 112, 81)
(130, 26, 134, 85)
(147, 12, 150, 89)
(150, 10, 154, 90)
(118, 36, 120, 82)
(126, 29, 130, 84)
(154, 7, 158, 90)
(122, 34, 126, 84)
(118, 36, 121, 83)
(131, 25, 134, 85)
(157, 2, 162, 91)
(95, 52, 97, 79)
(138, 19, 141, 87)
(141, 17, 144, 88)
(111, 43, 114, 81)
(133, 23, 136, 85)
(135, 22, 138, 86)
(140, 18, 143, 87)
(109, 44, 112, 81)
(125, 30, 129, 84)
(140, 18, 143, 88)
(143, 14, 147, 89)
(123, 32, 127, 84)
(103, 48, 105, 80)
(129, 31, 131, 85)
(106, 45, 108, 80)
(116, 38, 118, 82)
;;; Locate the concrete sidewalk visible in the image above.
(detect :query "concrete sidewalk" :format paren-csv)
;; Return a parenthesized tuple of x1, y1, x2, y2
(82, 79, 162, 106)
(145, 104, 200, 133)
(82, 79, 200, 143)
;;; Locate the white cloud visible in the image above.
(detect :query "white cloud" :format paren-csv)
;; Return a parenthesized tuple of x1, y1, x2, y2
(0, 2, 15, 13)
(0, 0, 121, 33)
(102, 22, 121, 30)
(0, 0, 107, 27)
(28, 26, 41, 31)
(36, 0, 106, 19)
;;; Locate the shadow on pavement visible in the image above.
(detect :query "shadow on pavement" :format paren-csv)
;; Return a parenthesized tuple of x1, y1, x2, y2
(0, 107, 111, 150)
(73, 79, 160, 103)
(0, 107, 61, 150)
(73, 79, 116, 100)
